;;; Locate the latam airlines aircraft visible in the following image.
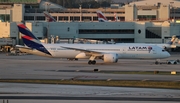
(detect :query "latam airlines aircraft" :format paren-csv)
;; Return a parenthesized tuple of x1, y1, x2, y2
(16, 23, 170, 65)
(96, 10, 119, 22)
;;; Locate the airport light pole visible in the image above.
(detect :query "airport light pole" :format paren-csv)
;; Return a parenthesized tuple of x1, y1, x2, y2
(79, 4, 82, 22)
(174, 6, 175, 20)
(3, 7, 7, 24)
(5, 8, 6, 22)
(4, 7, 8, 26)
(170, 2, 175, 21)
(46, 3, 51, 43)
(88, 4, 91, 9)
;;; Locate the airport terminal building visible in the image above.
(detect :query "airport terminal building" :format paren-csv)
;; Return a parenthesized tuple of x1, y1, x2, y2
(0, 0, 180, 47)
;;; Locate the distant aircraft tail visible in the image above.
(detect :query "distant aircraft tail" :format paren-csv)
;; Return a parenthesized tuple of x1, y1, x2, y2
(17, 23, 51, 55)
(167, 36, 177, 45)
(96, 11, 108, 22)
(114, 12, 119, 21)
(43, 11, 56, 22)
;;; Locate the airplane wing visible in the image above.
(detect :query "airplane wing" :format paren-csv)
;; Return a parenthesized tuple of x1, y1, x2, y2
(60, 46, 104, 56)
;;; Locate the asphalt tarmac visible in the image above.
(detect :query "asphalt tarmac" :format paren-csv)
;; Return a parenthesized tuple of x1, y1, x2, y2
(0, 83, 180, 103)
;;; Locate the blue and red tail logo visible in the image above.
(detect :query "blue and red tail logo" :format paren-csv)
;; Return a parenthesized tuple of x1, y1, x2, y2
(96, 11, 108, 22)
(17, 24, 51, 55)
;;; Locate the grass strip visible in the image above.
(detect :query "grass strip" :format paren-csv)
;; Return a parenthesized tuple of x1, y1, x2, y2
(0, 79, 180, 89)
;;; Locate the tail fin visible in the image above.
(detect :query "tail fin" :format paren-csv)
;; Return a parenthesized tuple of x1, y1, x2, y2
(96, 11, 108, 22)
(17, 23, 51, 55)
(114, 12, 119, 21)
(43, 11, 56, 22)
(167, 36, 177, 45)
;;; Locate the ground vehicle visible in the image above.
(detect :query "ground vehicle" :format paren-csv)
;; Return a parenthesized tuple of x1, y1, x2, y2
(155, 59, 179, 64)
(166, 60, 180, 64)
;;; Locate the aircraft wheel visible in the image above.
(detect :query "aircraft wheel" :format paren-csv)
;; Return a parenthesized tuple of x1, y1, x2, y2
(88, 60, 92, 65)
(92, 60, 96, 65)
(155, 61, 159, 65)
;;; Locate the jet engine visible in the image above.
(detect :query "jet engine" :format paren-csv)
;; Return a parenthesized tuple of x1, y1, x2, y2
(103, 53, 118, 63)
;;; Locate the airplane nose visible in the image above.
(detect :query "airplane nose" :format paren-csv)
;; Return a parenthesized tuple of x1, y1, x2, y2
(167, 52, 171, 57)
(165, 52, 171, 58)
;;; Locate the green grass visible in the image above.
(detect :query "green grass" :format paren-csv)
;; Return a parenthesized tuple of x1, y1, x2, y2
(0, 79, 180, 89)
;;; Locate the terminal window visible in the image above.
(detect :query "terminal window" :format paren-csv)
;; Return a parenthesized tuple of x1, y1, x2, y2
(79, 29, 134, 34)
(59, 16, 68, 21)
(0, 14, 10, 22)
(24, 16, 34, 20)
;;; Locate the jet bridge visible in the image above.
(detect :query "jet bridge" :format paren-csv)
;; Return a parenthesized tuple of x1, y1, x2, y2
(0, 38, 15, 52)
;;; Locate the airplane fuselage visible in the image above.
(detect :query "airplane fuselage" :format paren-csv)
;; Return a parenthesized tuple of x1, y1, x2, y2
(19, 43, 170, 59)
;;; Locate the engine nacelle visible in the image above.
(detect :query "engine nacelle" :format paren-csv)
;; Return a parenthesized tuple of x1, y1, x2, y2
(103, 53, 118, 63)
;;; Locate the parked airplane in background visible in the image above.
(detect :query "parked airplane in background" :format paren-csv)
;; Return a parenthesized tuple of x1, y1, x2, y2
(114, 12, 119, 21)
(43, 11, 56, 22)
(96, 10, 119, 22)
(96, 11, 108, 22)
(16, 23, 170, 65)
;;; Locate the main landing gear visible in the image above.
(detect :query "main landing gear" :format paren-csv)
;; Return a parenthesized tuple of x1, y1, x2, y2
(88, 60, 96, 65)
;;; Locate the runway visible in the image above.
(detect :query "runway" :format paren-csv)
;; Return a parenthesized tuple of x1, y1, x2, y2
(0, 83, 180, 103)
(0, 53, 180, 102)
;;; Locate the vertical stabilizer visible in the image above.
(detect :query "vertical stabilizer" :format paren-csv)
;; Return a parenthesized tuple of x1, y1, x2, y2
(96, 11, 108, 22)
(17, 23, 51, 55)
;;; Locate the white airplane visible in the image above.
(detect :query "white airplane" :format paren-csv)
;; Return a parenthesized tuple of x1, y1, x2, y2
(16, 23, 170, 65)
